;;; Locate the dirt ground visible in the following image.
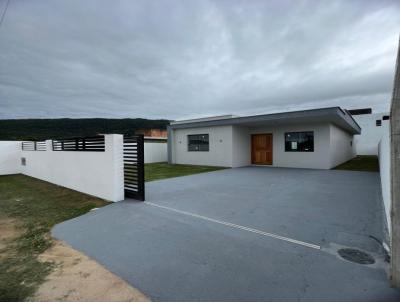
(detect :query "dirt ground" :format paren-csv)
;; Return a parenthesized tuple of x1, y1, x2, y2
(0, 217, 19, 253)
(0, 216, 149, 302)
(32, 240, 150, 302)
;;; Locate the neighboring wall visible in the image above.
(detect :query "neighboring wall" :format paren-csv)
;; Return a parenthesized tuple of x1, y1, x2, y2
(329, 124, 356, 168)
(20, 135, 124, 202)
(353, 112, 390, 155)
(144, 139, 167, 163)
(0, 141, 22, 175)
(171, 125, 233, 167)
(379, 124, 392, 237)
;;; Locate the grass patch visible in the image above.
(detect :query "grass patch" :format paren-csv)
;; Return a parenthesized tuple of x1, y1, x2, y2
(145, 162, 226, 182)
(0, 174, 109, 302)
(334, 155, 379, 172)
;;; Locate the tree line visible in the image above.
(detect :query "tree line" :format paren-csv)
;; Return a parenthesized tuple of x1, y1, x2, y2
(0, 118, 170, 141)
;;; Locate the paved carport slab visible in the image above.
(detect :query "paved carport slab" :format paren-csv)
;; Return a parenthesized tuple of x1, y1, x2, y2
(146, 167, 385, 251)
(53, 167, 400, 302)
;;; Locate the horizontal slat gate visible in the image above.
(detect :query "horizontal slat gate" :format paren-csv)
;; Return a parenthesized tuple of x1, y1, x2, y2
(52, 136, 105, 151)
(123, 135, 145, 201)
(22, 141, 46, 151)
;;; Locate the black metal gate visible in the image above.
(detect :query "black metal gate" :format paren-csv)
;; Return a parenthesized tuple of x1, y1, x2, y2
(123, 135, 145, 201)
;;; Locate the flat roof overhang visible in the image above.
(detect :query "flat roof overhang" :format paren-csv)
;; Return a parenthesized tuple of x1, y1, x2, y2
(169, 107, 361, 135)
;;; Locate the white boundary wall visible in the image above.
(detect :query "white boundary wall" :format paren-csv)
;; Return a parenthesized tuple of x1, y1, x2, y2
(378, 126, 391, 236)
(144, 140, 167, 163)
(0, 141, 22, 175)
(0, 135, 124, 202)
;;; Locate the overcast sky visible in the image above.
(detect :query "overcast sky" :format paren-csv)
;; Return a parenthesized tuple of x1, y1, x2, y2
(0, 0, 399, 120)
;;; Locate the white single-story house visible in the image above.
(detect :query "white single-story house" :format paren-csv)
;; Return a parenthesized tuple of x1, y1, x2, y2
(167, 107, 361, 169)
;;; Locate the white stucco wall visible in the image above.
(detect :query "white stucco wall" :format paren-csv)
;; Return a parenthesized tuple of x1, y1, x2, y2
(144, 141, 167, 163)
(0, 141, 22, 175)
(246, 123, 332, 169)
(232, 126, 251, 168)
(21, 135, 124, 202)
(329, 124, 356, 168)
(379, 127, 391, 237)
(172, 125, 233, 167)
(353, 112, 390, 155)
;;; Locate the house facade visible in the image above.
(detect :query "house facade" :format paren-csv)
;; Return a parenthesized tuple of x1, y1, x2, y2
(168, 107, 361, 169)
(349, 109, 390, 155)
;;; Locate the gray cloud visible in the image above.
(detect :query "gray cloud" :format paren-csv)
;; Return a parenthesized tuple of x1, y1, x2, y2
(0, 0, 399, 119)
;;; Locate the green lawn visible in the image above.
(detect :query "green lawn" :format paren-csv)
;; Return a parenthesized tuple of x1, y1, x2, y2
(0, 175, 109, 302)
(334, 155, 379, 172)
(145, 162, 227, 182)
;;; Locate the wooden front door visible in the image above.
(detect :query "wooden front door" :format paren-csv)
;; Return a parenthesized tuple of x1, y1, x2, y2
(251, 134, 273, 165)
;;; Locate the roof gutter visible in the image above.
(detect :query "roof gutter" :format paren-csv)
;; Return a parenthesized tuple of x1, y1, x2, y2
(169, 107, 361, 135)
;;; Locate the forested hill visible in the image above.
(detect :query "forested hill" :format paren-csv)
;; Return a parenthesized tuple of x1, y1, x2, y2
(0, 118, 170, 141)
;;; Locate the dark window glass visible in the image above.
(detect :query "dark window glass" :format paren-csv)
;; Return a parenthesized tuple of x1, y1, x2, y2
(382, 115, 390, 120)
(285, 132, 314, 152)
(188, 134, 209, 151)
(348, 108, 372, 115)
(376, 120, 382, 126)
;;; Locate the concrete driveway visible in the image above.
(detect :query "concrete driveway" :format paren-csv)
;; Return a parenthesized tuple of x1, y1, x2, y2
(53, 167, 400, 302)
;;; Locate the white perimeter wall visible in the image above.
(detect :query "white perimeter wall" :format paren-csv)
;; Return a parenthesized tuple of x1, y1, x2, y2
(0, 141, 22, 175)
(171, 125, 233, 167)
(353, 113, 389, 155)
(144, 141, 167, 163)
(379, 126, 391, 237)
(20, 135, 124, 202)
(329, 124, 356, 168)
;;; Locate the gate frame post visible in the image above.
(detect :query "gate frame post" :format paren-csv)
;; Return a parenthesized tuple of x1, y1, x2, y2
(137, 134, 145, 201)
(104, 134, 125, 202)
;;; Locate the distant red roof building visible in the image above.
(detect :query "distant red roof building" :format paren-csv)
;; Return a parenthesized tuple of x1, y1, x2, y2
(135, 129, 167, 138)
